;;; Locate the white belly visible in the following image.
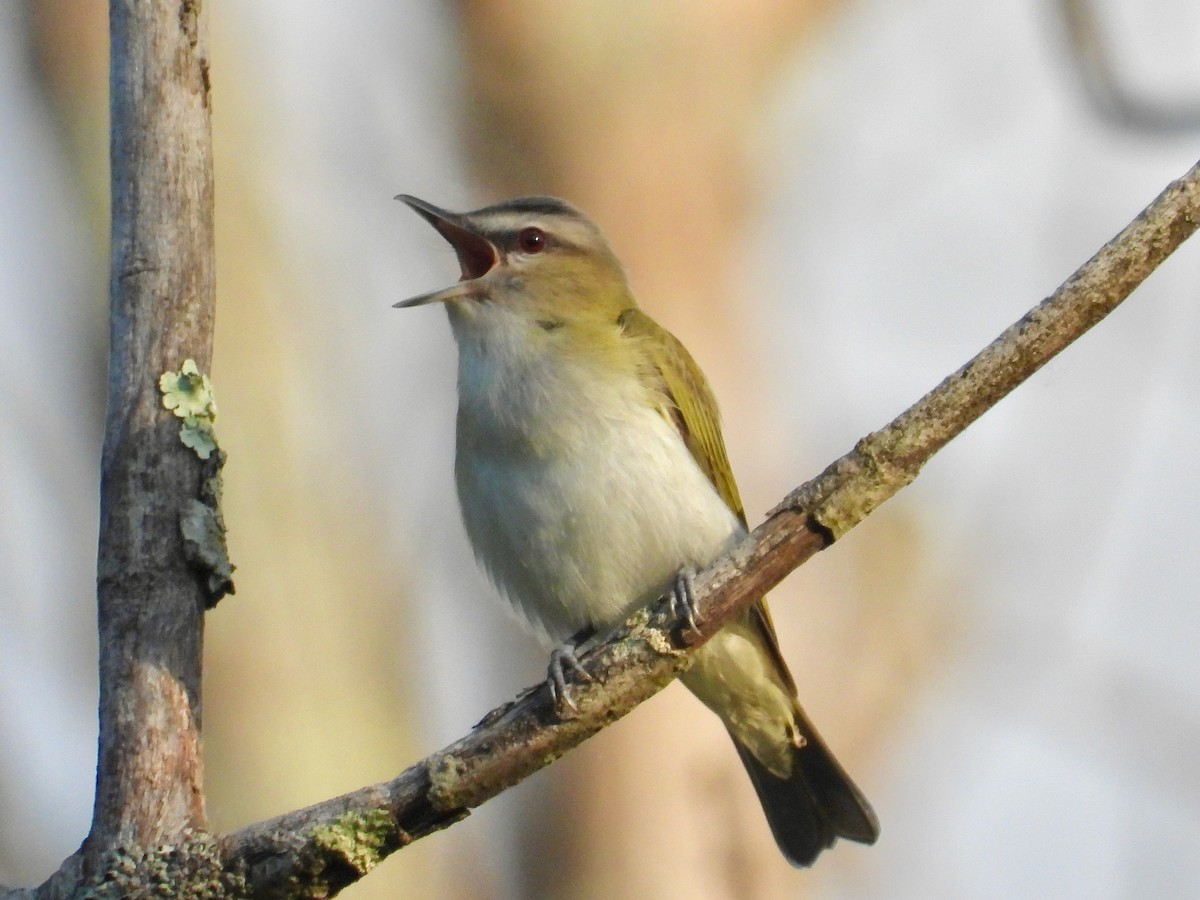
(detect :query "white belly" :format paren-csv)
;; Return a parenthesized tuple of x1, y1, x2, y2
(452, 326, 742, 644)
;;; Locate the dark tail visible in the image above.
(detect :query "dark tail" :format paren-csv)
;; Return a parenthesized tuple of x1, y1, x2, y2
(733, 724, 879, 868)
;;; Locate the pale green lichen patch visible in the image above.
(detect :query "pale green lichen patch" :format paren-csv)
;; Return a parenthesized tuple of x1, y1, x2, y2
(160, 360, 235, 605)
(635, 606, 688, 660)
(159, 358, 219, 459)
(78, 832, 246, 899)
(426, 753, 470, 811)
(311, 810, 397, 878)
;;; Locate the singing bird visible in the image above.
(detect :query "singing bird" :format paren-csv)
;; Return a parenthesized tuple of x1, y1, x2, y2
(395, 194, 878, 866)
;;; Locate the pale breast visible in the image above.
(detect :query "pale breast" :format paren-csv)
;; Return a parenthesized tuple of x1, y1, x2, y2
(452, 318, 743, 644)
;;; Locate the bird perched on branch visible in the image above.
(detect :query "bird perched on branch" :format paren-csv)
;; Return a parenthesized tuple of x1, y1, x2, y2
(395, 194, 878, 867)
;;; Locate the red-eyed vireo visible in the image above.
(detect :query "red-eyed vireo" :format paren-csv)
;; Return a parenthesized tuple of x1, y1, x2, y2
(395, 194, 879, 867)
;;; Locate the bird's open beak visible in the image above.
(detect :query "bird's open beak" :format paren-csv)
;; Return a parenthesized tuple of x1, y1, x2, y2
(394, 195, 499, 308)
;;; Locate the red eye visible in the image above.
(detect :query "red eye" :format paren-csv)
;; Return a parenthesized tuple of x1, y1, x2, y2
(517, 227, 546, 253)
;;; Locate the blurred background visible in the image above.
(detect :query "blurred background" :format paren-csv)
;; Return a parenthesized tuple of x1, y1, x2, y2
(3, 1, 1200, 897)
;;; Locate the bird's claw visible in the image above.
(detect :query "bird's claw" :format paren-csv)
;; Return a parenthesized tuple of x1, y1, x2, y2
(548, 643, 593, 715)
(669, 566, 703, 636)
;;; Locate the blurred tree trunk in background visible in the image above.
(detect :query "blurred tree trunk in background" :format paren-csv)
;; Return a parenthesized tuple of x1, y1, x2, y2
(453, 2, 943, 896)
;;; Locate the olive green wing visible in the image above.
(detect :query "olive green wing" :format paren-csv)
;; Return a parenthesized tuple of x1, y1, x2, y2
(617, 307, 798, 696)
(618, 307, 747, 528)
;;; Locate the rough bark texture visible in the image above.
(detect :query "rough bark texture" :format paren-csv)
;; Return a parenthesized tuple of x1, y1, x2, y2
(85, 0, 215, 877)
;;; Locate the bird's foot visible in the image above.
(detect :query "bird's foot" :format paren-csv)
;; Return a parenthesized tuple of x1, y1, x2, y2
(669, 566, 703, 636)
(548, 642, 594, 715)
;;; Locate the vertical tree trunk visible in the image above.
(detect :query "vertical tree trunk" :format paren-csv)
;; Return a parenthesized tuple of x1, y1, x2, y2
(86, 0, 214, 873)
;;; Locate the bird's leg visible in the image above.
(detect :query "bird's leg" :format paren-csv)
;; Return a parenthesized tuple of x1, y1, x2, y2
(669, 566, 703, 636)
(548, 624, 596, 715)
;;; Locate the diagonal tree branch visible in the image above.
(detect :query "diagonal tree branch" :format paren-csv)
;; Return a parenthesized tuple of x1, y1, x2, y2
(219, 162, 1200, 898)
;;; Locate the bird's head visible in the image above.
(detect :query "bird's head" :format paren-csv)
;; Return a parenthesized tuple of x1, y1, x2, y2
(395, 195, 633, 333)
